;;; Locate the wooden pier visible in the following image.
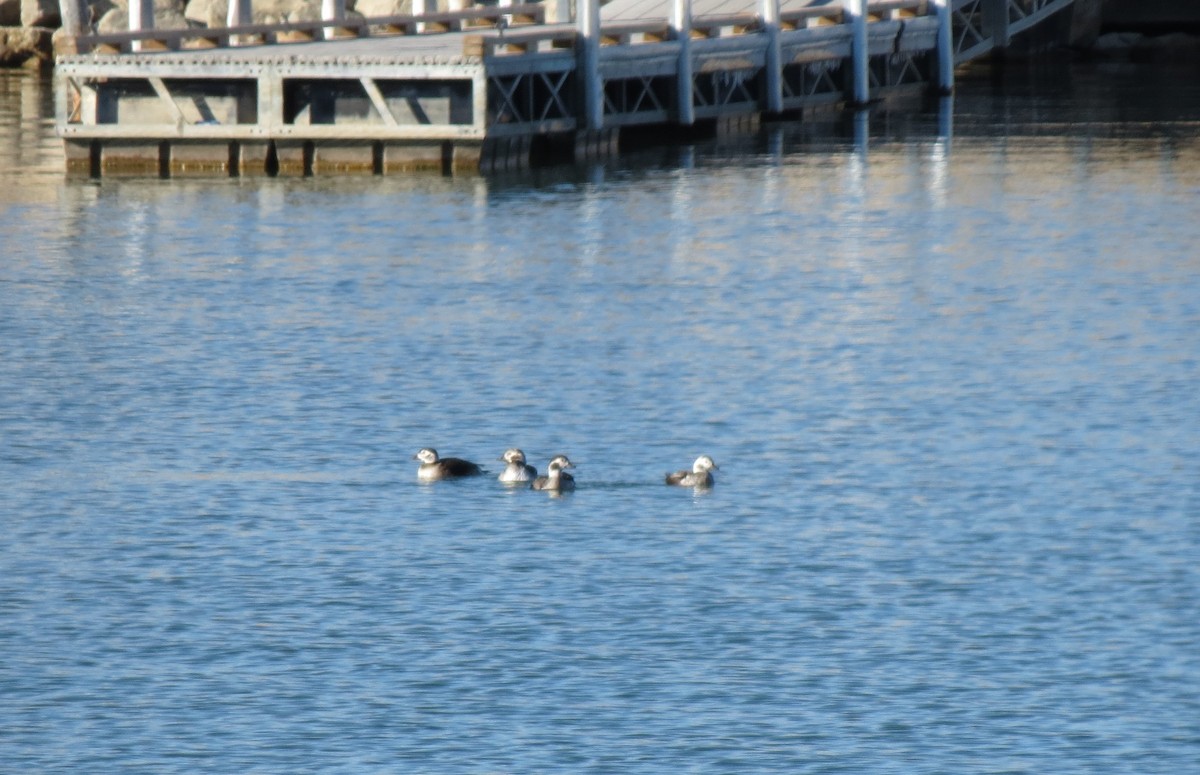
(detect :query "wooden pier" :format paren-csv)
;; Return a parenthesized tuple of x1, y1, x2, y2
(53, 0, 1075, 176)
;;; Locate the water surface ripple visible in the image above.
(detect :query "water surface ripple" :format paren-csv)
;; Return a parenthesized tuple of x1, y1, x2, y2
(2, 58, 1199, 773)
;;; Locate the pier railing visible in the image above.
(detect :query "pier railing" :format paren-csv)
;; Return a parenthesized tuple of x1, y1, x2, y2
(62, 0, 1067, 65)
(54, 0, 1074, 176)
(71, 4, 549, 54)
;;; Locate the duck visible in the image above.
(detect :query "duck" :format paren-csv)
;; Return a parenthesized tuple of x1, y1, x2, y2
(498, 448, 537, 483)
(665, 455, 718, 488)
(413, 448, 483, 481)
(532, 454, 576, 491)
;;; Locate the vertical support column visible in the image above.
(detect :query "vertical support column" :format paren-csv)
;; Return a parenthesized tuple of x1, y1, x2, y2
(413, 0, 427, 32)
(933, 0, 953, 94)
(984, 0, 1010, 49)
(57, 0, 85, 38)
(759, 0, 782, 115)
(845, 0, 868, 107)
(578, 0, 603, 132)
(242, 71, 282, 175)
(322, 0, 345, 38)
(671, 0, 694, 126)
(129, 0, 153, 52)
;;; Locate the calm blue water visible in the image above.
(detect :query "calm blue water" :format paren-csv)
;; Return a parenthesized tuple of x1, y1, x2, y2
(2, 56, 1199, 773)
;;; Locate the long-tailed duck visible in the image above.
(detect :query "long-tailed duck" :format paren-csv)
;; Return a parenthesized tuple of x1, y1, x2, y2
(665, 455, 718, 488)
(498, 448, 537, 484)
(532, 455, 576, 491)
(413, 448, 483, 481)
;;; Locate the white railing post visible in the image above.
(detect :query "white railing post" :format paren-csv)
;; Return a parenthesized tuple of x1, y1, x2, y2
(322, 0, 345, 38)
(413, 0, 427, 32)
(845, 0, 869, 106)
(57, 0, 85, 37)
(759, 0, 782, 114)
(550, 0, 569, 23)
(671, 0, 694, 125)
(578, 0, 603, 132)
(227, 0, 251, 26)
(129, 0, 153, 51)
(933, 0, 954, 94)
(227, 0, 252, 42)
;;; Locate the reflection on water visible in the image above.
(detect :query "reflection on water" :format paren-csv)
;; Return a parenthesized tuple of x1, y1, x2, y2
(2, 55, 1199, 773)
(0, 69, 62, 200)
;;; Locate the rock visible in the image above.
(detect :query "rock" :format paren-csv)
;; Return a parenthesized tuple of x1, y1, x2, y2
(1092, 31, 1145, 53)
(20, 0, 58, 27)
(95, 3, 188, 32)
(182, 0, 223, 27)
(1091, 31, 1200, 61)
(0, 0, 20, 26)
(354, 0, 412, 17)
(0, 25, 53, 66)
(184, 0, 327, 26)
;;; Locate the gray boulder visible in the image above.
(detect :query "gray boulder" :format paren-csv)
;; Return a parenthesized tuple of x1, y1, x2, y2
(20, 0, 58, 27)
(0, 24, 53, 66)
(96, 0, 189, 33)
(354, 0, 413, 17)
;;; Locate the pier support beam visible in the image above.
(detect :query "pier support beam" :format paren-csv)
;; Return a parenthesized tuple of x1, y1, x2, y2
(671, 0, 694, 126)
(845, 0, 869, 107)
(984, 0, 1011, 49)
(578, 0, 603, 132)
(170, 142, 235, 177)
(382, 141, 445, 172)
(933, 0, 954, 95)
(239, 143, 272, 177)
(574, 129, 618, 162)
(759, 0, 782, 115)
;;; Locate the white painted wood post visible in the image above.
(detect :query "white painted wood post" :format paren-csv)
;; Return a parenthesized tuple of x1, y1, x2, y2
(933, 0, 954, 94)
(845, 0, 869, 106)
(322, 0, 345, 38)
(578, 0, 603, 132)
(671, 0, 694, 125)
(413, 0, 427, 32)
(129, 0, 153, 52)
(549, 0, 569, 24)
(759, 0, 782, 114)
(227, 0, 251, 26)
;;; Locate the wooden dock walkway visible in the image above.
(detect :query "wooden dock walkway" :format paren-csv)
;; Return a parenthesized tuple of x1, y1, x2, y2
(53, 0, 1075, 175)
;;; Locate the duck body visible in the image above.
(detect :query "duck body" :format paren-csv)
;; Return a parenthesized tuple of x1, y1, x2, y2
(532, 455, 576, 492)
(498, 448, 538, 484)
(413, 448, 483, 481)
(666, 455, 718, 488)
